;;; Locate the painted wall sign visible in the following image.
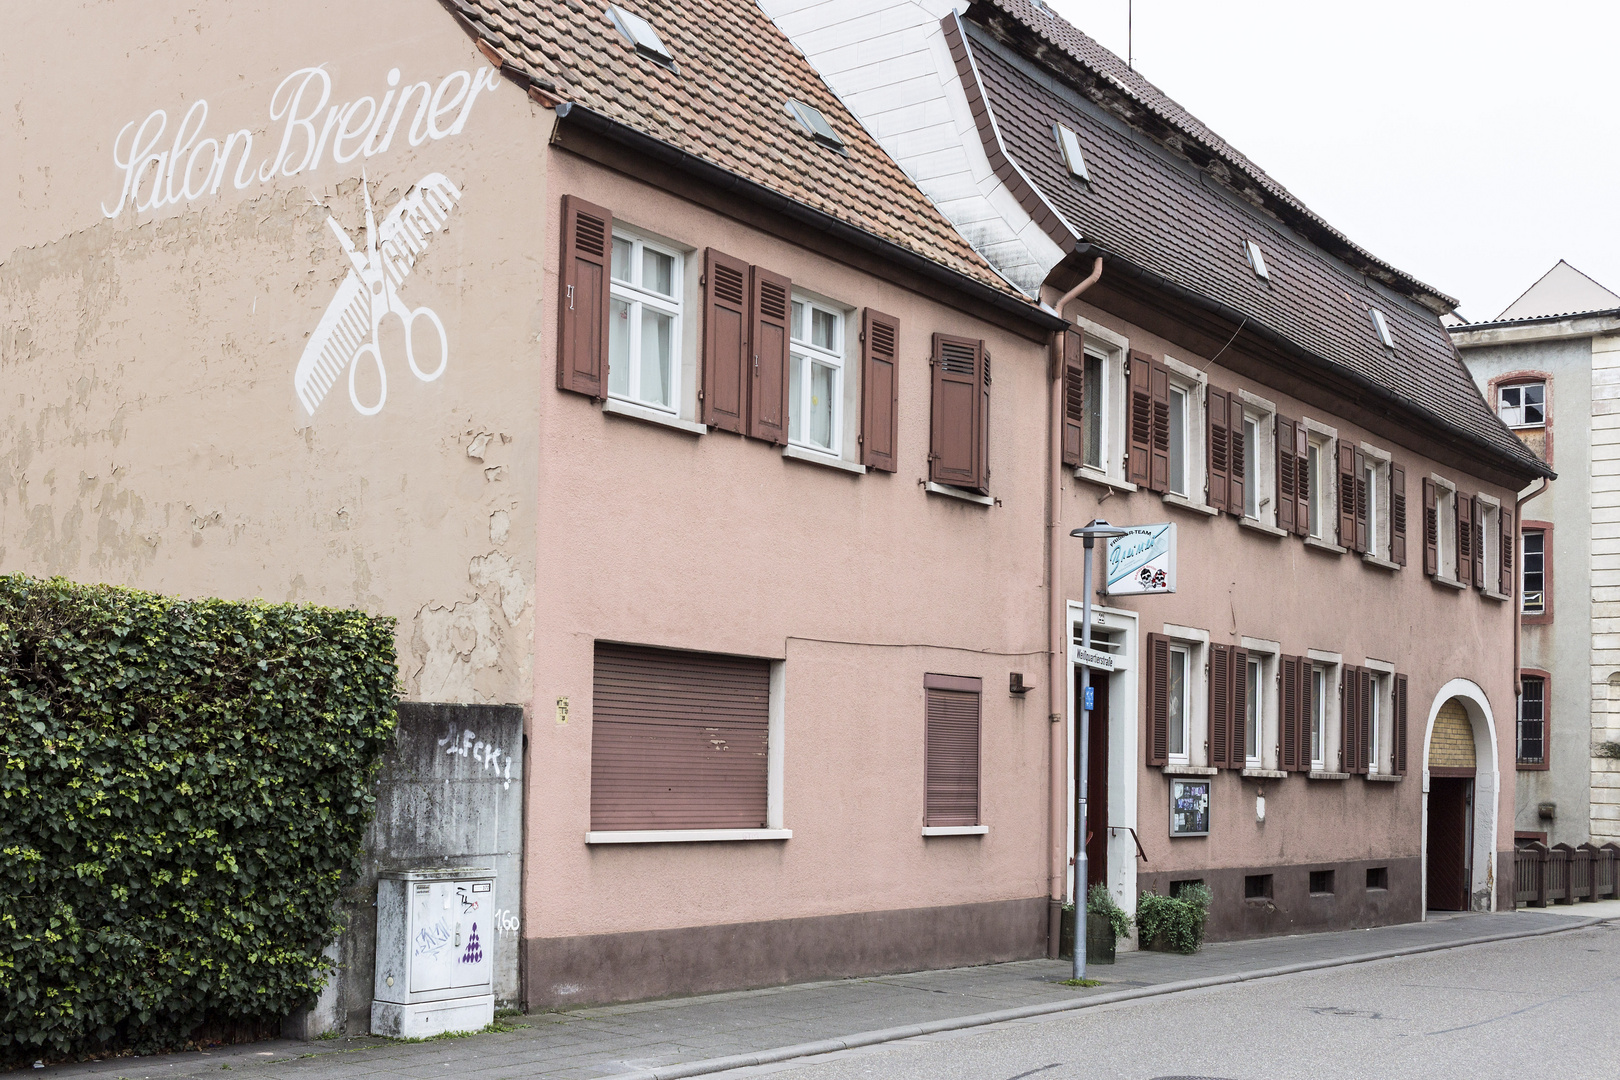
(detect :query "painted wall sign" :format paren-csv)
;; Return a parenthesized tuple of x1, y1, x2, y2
(295, 174, 461, 415)
(1105, 523, 1176, 595)
(1170, 778, 1210, 837)
(99, 64, 498, 219)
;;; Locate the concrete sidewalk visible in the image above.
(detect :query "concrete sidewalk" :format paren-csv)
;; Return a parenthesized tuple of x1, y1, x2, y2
(46, 907, 1607, 1080)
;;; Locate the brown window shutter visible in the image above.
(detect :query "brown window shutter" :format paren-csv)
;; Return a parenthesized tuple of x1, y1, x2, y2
(1471, 497, 1486, 590)
(1358, 667, 1372, 775)
(1456, 493, 1474, 587)
(746, 266, 791, 444)
(1300, 657, 1314, 766)
(1149, 357, 1171, 493)
(930, 334, 987, 492)
(1280, 655, 1300, 772)
(1500, 507, 1514, 595)
(1231, 646, 1249, 766)
(1390, 463, 1408, 566)
(1127, 350, 1153, 486)
(1062, 330, 1084, 468)
(1293, 423, 1310, 537)
(1338, 665, 1352, 773)
(1147, 633, 1169, 767)
(1228, 395, 1246, 518)
(702, 249, 749, 432)
(1276, 416, 1297, 534)
(557, 195, 612, 398)
(1207, 387, 1231, 511)
(1336, 440, 1356, 549)
(1394, 673, 1409, 775)
(859, 308, 900, 472)
(924, 674, 981, 827)
(590, 643, 770, 830)
(1353, 449, 1369, 554)
(1209, 642, 1231, 769)
(1422, 477, 1438, 576)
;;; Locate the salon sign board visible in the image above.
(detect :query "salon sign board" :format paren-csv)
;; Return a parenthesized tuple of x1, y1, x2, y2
(1105, 523, 1176, 595)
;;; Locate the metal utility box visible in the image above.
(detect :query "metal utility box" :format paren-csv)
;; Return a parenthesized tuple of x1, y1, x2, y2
(371, 867, 495, 1037)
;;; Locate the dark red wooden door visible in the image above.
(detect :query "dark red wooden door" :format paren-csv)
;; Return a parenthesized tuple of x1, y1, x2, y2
(1427, 777, 1473, 911)
(1076, 669, 1110, 887)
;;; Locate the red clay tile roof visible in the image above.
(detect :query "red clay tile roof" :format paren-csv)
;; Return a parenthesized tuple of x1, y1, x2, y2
(438, 0, 1028, 302)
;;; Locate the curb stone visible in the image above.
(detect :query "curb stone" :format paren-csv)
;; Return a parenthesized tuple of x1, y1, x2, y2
(607, 916, 1604, 1080)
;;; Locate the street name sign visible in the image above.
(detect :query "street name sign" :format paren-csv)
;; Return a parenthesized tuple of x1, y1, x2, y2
(1072, 645, 1115, 672)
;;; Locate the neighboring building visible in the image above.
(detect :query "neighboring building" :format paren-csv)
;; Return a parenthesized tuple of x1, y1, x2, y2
(766, 0, 1550, 935)
(1452, 260, 1620, 849)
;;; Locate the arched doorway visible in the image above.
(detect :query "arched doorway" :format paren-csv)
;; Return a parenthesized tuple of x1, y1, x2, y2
(1426, 698, 1476, 911)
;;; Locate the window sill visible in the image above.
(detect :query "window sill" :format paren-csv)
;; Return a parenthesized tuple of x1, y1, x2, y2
(1074, 467, 1136, 493)
(602, 397, 708, 436)
(1240, 518, 1288, 538)
(1432, 575, 1468, 591)
(1366, 773, 1403, 782)
(586, 829, 792, 844)
(1482, 589, 1511, 603)
(1304, 536, 1346, 556)
(1362, 554, 1402, 571)
(1162, 764, 1217, 776)
(1307, 770, 1350, 781)
(1241, 768, 1287, 779)
(925, 481, 993, 506)
(1161, 493, 1218, 517)
(922, 825, 988, 836)
(783, 444, 865, 474)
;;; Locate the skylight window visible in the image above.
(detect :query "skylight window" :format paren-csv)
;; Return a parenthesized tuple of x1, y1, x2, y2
(785, 100, 846, 152)
(1370, 308, 1396, 349)
(1054, 123, 1090, 182)
(607, 6, 674, 65)
(1244, 239, 1269, 280)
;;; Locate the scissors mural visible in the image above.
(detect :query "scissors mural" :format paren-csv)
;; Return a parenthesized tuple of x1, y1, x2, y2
(294, 173, 461, 416)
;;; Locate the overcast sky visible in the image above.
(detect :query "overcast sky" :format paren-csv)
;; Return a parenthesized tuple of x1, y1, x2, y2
(1047, 0, 1620, 321)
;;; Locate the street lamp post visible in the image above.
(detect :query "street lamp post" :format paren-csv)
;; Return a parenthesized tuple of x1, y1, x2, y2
(1068, 519, 1127, 982)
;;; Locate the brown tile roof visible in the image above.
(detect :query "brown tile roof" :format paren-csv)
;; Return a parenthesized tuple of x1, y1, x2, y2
(437, 0, 1028, 303)
(962, 25, 1547, 480)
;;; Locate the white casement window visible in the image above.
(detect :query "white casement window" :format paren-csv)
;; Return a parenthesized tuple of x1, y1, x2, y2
(1243, 413, 1260, 518)
(1368, 672, 1382, 773)
(1240, 638, 1280, 770)
(1310, 665, 1328, 768)
(1360, 446, 1392, 562)
(1068, 319, 1130, 487)
(609, 231, 683, 413)
(1082, 348, 1107, 470)
(1522, 529, 1546, 614)
(1436, 481, 1458, 581)
(1160, 356, 1208, 506)
(1245, 655, 1264, 768)
(1236, 392, 1278, 528)
(1167, 644, 1192, 764)
(1498, 381, 1546, 428)
(1478, 496, 1503, 594)
(1168, 383, 1190, 497)
(788, 297, 844, 456)
(1306, 438, 1328, 539)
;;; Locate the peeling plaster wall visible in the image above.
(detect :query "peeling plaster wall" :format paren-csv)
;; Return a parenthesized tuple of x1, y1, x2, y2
(0, 0, 549, 708)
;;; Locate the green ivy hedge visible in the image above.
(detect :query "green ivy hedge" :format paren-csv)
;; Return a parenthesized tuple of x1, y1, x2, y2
(0, 575, 398, 1062)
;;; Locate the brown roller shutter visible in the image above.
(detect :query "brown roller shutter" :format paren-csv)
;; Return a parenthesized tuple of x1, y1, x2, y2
(1149, 356, 1171, 493)
(1394, 673, 1409, 775)
(590, 643, 770, 830)
(1391, 463, 1408, 566)
(1208, 387, 1230, 511)
(1127, 350, 1152, 487)
(1280, 655, 1300, 772)
(702, 249, 749, 432)
(1471, 497, 1486, 590)
(1063, 330, 1084, 468)
(1209, 643, 1231, 769)
(1500, 507, 1514, 596)
(1422, 477, 1438, 576)
(1147, 633, 1170, 767)
(747, 266, 791, 444)
(924, 674, 981, 827)
(1228, 396, 1247, 518)
(930, 334, 987, 492)
(860, 309, 900, 472)
(1277, 416, 1297, 534)
(1231, 646, 1250, 767)
(1353, 450, 1369, 554)
(557, 195, 612, 398)
(1294, 423, 1311, 537)
(1337, 440, 1356, 549)
(1456, 493, 1474, 587)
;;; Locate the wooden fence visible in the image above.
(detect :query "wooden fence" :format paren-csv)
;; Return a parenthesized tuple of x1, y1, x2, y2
(1514, 842, 1620, 907)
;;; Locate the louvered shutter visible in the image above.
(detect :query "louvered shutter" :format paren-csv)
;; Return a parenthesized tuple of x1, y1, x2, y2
(1339, 666, 1354, 773)
(1294, 423, 1310, 537)
(930, 334, 987, 492)
(1208, 387, 1231, 511)
(1147, 633, 1169, 767)
(1353, 450, 1369, 554)
(1228, 396, 1246, 518)
(860, 309, 900, 472)
(1063, 330, 1084, 468)
(1127, 350, 1152, 487)
(1422, 477, 1438, 576)
(1300, 658, 1314, 768)
(1500, 507, 1514, 595)
(1209, 643, 1231, 769)
(1280, 655, 1300, 772)
(1337, 440, 1356, 549)
(590, 643, 770, 830)
(1471, 497, 1486, 590)
(1149, 357, 1171, 493)
(1456, 493, 1474, 587)
(1276, 416, 1297, 534)
(1231, 646, 1249, 766)
(747, 266, 790, 444)
(702, 249, 749, 432)
(1394, 673, 1409, 775)
(1391, 463, 1408, 566)
(557, 195, 612, 398)
(924, 674, 981, 827)
(1357, 667, 1372, 775)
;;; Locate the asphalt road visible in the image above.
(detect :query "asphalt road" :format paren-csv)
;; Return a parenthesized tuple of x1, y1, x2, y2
(720, 922, 1619, 1080)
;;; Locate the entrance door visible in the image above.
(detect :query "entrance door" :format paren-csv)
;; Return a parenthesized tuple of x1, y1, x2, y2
(1427, 776, 1473, 911)
(1076, 668, 1110, 892)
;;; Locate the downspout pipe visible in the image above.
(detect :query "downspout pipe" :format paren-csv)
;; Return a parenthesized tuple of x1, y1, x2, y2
(1047, 256, 1103, 958)
(1513, 477, 1550, 696)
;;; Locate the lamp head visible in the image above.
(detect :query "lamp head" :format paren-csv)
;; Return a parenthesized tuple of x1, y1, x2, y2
(1069, 519, 1130, 540)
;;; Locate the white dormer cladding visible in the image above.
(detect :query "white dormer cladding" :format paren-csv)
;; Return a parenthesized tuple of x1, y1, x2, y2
(759, 0, 1069, 296)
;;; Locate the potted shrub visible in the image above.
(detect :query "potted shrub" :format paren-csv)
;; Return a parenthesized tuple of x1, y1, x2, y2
(1137, 882, 1213, 954)
(1086, 883, 1132, 964)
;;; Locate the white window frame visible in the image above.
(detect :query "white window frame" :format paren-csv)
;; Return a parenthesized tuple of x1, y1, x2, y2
(1162, 624, 1209, 768)
(787, 293, 849, 458)
(1168, 643, 1193, 765)
(1359, 442, 1393, 563)
(1161, 356, 1209, 509)
(1365, 658, 1395, 775)
(1240, 637, 1280, 771)
(608, 228, 685, 415)
(1306, 650, 1342, 773)
(1236, 390, 1277, 529)
(1433, 476, 1459, 582)
(1301, 422, 1337, 543)
(1477, 493, 1503, 597)
(1498, 380, 1546, 429)
(1069, 318, 1131, 489)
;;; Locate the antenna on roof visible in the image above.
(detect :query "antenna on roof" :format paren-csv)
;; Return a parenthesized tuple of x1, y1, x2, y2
(1128, 0, 1133, 70)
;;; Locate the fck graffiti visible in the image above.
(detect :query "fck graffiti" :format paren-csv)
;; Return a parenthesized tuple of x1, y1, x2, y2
(100, 64, 499, 219)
